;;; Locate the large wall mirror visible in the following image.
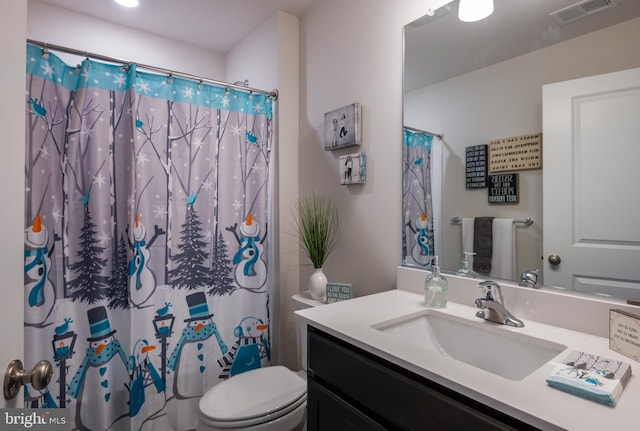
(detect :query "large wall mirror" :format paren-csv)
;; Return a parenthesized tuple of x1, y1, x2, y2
(403, 0, 640, 300)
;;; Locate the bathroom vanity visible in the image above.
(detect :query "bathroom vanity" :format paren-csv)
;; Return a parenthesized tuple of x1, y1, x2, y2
(307, 327, 539, 430)
(295, 267, 640, 431)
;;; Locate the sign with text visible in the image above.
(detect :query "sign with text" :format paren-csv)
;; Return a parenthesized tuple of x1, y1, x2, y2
(326, 282, 354, 304)
(465, 145, 487, 188)
(488, 173, 519, 204)
(489, 133, 542, 173)
(610, 309, 640, 362)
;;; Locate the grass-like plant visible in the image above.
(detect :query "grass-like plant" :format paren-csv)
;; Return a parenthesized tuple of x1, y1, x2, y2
(294, 194, 339, 268)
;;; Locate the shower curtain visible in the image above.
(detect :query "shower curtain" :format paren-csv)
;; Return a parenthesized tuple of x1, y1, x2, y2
(402, 127, 435, 267)
(24, 43, 274, 430)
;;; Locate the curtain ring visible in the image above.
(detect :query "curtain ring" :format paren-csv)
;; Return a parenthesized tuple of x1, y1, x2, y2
(40, 43, 49, 59)
(167, 73, 173, 84)
(198, 79, 203, 90)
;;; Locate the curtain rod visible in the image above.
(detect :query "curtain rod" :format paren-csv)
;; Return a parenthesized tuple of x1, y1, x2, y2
(403, 125, 444, 140)
(27, 39, 278, 100)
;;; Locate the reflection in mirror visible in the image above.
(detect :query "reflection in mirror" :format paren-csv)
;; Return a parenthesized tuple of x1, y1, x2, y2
(403, 0, 640, 299)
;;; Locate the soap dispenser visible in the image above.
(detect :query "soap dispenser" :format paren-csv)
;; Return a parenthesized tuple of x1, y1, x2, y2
(456, 251, 477, 278)
(424, 256, 448, 308)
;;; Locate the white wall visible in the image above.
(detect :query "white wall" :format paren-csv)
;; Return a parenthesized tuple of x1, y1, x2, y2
(0, 0, 27, 407)
(405, 16, 640, 280)
(299, 0, 427, 297)
(226, 13, 278, 91)
(272, 12, 301, 370)
(27, 0, 225, 79)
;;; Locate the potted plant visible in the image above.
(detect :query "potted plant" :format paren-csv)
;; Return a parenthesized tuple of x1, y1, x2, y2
(293, 193, 339, 300)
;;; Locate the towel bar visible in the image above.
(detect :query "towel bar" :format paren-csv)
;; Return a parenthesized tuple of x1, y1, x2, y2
(451, 216, 534, 226)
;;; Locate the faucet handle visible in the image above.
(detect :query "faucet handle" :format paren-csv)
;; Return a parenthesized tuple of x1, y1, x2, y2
(519, 269, 540, 288)
(477, 280, 503, 303)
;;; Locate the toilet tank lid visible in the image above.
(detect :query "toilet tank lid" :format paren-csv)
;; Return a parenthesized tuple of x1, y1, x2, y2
(199, 366, 306, 421)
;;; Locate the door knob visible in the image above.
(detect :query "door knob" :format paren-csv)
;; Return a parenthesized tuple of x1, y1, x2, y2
(3, 359, 53, 400)
(548, 254, 562, 266)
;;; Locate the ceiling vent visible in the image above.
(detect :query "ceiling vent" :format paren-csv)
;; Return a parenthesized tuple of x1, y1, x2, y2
(550, 0, 618, 25)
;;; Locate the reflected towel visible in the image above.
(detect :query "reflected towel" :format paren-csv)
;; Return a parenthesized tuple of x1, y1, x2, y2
(461, 218, 516, 280)
(461, 218, 475, 269)
(473, 217, 494, 274)
(491, 218, 516, 280)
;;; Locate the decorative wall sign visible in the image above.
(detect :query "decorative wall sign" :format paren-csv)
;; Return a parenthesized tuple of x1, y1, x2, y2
(489, 133, 542, 173)
(326, 282, 354, 304)
(488, 173, 519, 204)
(610, 309, 640, 362)
(324, 103, 361, 150)
(339, 152, 366, 185)
(465, 144, 488, 188)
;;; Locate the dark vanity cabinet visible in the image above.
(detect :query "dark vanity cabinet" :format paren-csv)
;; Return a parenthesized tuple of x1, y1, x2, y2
(306, 326, 541, 431)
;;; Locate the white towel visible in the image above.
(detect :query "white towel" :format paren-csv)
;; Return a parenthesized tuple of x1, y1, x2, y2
(460, 217, 516, 280)
(491, 218, 516, 280)
(461, 218, 475, 269)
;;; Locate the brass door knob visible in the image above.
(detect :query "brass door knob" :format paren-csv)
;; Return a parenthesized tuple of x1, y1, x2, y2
(548, 254, 562, 266)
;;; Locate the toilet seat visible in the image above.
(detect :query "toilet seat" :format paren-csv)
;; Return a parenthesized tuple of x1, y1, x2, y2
(199, 366, 306, 428)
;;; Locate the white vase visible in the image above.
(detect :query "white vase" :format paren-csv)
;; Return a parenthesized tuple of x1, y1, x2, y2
(308, 268, 327, 301)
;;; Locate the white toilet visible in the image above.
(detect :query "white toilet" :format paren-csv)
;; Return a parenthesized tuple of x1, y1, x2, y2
(197, 292, 323, 431)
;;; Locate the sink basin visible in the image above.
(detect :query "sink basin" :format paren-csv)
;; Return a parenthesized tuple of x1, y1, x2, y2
(372, 310, 566, 380)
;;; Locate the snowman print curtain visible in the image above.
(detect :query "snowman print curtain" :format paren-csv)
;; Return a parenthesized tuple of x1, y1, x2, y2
(24, 43, 274, 430)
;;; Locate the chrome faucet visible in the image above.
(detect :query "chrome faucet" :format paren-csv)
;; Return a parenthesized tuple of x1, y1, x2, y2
(519, 268, 540, 289)
(474, 280, 524, 327)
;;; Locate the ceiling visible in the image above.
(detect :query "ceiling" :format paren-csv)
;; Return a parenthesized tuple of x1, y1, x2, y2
(37, 0, 326, 53)
(405, 0, 640, 91)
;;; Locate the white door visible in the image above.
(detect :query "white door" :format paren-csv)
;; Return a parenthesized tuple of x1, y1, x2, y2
(0, 1, 27, 408)
(543, 67, 640, 299)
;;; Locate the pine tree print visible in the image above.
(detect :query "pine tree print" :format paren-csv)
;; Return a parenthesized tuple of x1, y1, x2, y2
(107, 235, 130, 309)
(68, 206, 110, 303)
(169, 204, 210, 289)
(208, 233, 234, 296)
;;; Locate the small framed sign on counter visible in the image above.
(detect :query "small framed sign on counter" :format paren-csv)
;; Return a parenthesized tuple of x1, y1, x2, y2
(610, 309, 640, 362)
(326, 282, 354, 304)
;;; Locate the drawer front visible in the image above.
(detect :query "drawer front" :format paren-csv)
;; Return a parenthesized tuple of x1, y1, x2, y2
(307, 378, 387, 431)
(308, 327, 539, 431)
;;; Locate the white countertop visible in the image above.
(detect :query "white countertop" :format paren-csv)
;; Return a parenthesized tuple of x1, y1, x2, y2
(295, 289, 640, 431)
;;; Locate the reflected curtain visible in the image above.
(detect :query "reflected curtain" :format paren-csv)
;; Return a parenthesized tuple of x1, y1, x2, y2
(402, 127, 434, 267)
(24, 43, 274, 430)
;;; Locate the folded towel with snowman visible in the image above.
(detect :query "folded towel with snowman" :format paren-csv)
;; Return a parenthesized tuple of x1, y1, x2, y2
(545, 350, 632, 407)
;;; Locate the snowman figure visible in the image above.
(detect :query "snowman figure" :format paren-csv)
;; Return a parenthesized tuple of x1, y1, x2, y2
(217, 316, 270, 379)
(129, 339, 165, 417)
(227, 214, 267, 290)
(68, 306, 131, 431)
(128, 214, 164, 308)
(24, 215, 57, 327)
(410, 213, 431, 266)
(167, 292, 228, 399)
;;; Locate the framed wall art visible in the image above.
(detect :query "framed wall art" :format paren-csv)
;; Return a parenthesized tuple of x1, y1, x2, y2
(489, 133, 542, 172)
(339, 152, 366, 185)
(324, 103, 361, 150)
